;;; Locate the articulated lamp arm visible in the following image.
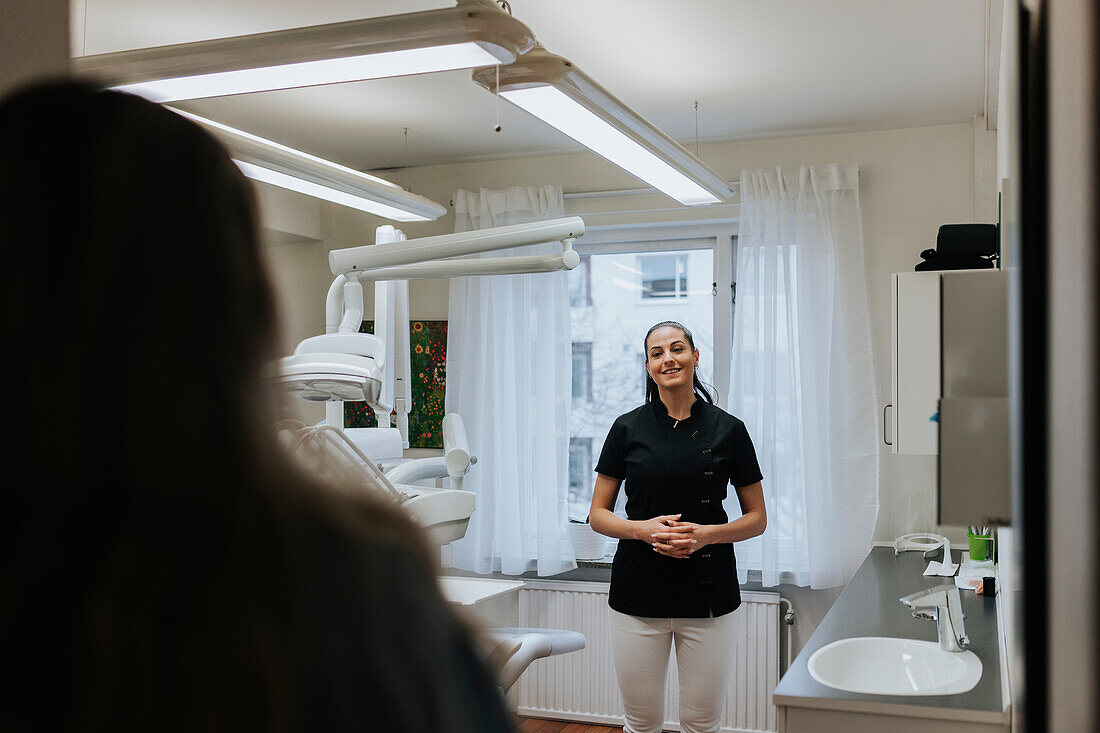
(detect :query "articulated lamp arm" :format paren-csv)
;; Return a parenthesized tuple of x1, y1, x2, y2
(327, 216, 585, 277)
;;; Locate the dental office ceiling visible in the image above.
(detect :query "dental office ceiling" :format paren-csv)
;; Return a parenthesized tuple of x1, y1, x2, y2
(73, 0, 987, 171)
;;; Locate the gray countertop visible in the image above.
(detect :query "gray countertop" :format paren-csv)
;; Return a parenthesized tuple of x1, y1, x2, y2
(772, 546, 1006, 725)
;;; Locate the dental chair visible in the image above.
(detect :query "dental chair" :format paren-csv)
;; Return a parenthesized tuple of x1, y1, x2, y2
(278, 415, 477, 545)
(282, 417, 587, 691)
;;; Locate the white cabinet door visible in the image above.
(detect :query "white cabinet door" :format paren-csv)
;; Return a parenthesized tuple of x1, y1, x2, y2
(890, 272, 941, 454)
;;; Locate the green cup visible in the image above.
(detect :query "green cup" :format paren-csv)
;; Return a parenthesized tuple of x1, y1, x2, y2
(967, 532, 993, 562)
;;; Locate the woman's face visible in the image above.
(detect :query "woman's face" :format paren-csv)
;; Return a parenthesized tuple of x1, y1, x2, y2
(645, 326, 699, 392)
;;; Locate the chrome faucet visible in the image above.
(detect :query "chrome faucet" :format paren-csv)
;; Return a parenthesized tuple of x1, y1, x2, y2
(899, 584, 970, 652)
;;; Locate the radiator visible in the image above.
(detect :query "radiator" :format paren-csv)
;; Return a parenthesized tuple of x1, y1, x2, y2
(515, 580, 780, 733)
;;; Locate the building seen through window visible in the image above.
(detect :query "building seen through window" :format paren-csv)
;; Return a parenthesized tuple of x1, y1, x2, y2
(640, 253, 689, 299)
(566, 243, 714, 521)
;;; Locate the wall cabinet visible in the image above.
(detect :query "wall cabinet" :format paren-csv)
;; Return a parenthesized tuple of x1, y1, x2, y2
(888, 270, 1008, 447)
(888, 269, 1011, 524)
(889, 272, 942, 454)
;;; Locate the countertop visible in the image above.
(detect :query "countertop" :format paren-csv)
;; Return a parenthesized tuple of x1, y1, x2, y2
(437, 576, 526, 606)
(772, 547, 1007, 725)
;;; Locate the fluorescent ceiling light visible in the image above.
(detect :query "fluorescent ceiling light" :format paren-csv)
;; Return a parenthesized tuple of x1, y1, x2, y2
(473, 48, 734, 206)
(118, 43, 503, 103)
(177, 110, 446, 222)
(235, 162, 435, 221)
(74, 3, 536, 102)
(502, 86, 720, 206)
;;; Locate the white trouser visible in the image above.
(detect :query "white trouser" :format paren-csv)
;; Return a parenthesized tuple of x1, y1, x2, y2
(609, 607, 738, 733)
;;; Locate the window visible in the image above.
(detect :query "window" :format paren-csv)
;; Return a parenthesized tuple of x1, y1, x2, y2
(568, 438, 592, 520)
(640, 253, 688, 300)
(568, 237, 717, 521)
(571, 342, 592, 400)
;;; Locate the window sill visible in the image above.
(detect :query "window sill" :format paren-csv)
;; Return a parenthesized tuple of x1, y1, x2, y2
(443, 556, 775, 590)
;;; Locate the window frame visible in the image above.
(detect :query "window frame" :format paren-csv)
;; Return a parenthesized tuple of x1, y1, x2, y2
(567, 437, 593, 519)
(570, 221, 739, 411)
(571, 341, 593, 401)
(637, 251, 690, 301)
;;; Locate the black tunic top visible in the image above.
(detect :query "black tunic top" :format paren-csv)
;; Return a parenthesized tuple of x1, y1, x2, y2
(595, 397, 763, 618)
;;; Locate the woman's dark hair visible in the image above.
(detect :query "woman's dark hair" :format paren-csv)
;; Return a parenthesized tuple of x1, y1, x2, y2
(0, 81, 510, 733)
(643, 321, 716, 405)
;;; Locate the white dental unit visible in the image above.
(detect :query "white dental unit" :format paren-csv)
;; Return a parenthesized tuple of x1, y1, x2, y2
(275, 216, 588, 691)
(276, 216, 584, 544)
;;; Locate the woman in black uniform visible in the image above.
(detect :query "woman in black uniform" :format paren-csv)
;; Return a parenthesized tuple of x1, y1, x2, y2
(589, 321, 766, 733)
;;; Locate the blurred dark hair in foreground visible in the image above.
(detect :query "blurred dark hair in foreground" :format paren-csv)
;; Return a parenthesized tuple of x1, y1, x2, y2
(0, 80, 513, 733)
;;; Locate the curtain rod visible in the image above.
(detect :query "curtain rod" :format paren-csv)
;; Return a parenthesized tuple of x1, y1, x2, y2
(563, 181, 740, 200)
(563, 167, 858, 200)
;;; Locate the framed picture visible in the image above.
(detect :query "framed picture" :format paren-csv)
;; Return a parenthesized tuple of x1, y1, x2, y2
(344, 320, 447, 449)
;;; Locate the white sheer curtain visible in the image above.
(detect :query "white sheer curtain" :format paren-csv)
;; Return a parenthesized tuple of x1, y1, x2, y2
(728, 164, 878, 589)
(444, 186, 576, 577)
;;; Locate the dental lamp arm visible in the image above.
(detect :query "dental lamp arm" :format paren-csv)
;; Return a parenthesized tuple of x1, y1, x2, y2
(337, 278, 364, 334)
(349, 247, 580, 281)
(325, 275, 348, 334)
(328, 216, 584, 275)
(339, 307, 363, 334)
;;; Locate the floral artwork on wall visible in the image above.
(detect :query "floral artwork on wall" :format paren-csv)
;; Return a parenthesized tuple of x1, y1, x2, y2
(343, 320, 448, 449)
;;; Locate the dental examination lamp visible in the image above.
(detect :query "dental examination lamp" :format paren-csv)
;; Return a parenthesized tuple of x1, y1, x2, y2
(279, 276, 384, 406)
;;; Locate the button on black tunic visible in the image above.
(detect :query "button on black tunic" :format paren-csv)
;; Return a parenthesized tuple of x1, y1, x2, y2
(595, 397, 763, 618)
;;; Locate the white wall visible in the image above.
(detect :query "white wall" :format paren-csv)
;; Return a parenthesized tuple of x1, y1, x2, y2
(0, 0, 69, 96)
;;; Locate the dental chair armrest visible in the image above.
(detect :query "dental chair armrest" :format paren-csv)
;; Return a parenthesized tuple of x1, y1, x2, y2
(484, 632, 554, 692)
(384, 456, 448, 485)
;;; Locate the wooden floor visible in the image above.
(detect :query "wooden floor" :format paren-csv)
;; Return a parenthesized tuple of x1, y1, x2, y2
(516, 716, 624, 733)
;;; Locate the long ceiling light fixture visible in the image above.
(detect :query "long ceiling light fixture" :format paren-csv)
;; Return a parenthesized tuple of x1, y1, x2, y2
(73, 1, 536, 103)
(175, 110, 447, 222)
(472, 47, 734, 206)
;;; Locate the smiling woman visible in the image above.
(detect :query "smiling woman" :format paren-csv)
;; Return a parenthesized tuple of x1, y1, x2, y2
(642, 321, 713, 408)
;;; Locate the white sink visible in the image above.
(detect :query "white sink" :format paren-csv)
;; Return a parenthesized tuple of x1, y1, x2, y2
(807, 636, 982, 696)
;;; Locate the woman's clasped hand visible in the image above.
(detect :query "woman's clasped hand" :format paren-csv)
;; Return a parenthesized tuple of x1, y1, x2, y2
(641, 514, 711, 558)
